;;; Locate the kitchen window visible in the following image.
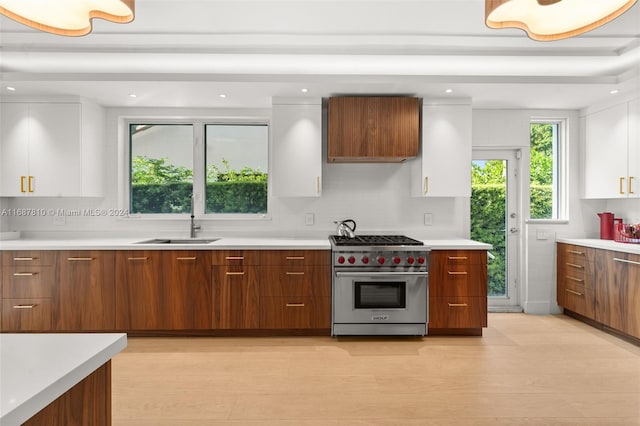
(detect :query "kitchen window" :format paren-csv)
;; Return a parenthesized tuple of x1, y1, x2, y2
(529, 119, 567, 221)
(128, 121, 268, 216)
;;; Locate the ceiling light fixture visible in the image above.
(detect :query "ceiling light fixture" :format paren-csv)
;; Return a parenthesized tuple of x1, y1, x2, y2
(485, 0, 637, 41)
(6, 86, 16, 91)
(128, 93, 137, 98)
(301, 88, 309, 93)
(0, 0, 135, 37)
(219, 94, 227, 98)
(610, 89, 620, 95)
(445, 89, 453, 94)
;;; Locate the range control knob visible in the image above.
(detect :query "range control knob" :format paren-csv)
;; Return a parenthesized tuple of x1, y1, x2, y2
(377, 256, 385, 265)
(361, 256, 370, 264)
(337, 256, 345, 264)
(348, 256, 356, 264)
(393, 256, 401, 265)
(407, 256, 415, 265)
(417, 256, 426, 264)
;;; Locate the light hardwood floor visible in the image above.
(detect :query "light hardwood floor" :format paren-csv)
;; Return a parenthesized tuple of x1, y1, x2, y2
(112, 313, 640, 425)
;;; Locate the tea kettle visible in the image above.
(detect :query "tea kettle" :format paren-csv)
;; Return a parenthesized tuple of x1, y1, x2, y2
(334, 219, 356, 238)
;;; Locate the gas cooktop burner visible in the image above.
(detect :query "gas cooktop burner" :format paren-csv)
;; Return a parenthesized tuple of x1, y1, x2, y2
(330, 235, 424, 247)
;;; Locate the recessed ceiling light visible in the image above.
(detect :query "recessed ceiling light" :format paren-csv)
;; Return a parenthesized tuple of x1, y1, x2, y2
(219, 94, 227, 98)
(301, 88, 309, 93)
(6, 86, 16, 91)
(445, 89, 453, 94)
(610, 89, 620, 95)
(128, 93, 137, 98)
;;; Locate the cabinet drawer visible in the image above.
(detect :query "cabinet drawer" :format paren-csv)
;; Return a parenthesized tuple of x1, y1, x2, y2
(211, 250, 261, 266)
(260, 297, 330, 329)
(562, 286, 595, 320)
(260, 250, 331, 265)
(558, 244, 593, 267)
(428, 297, 487, 329)
(433, 250, 486, 266)
(430, 264, 487, 297)
(2, 298, 52, 331)
(261, 266, 331, 297)
(2, 266, 55, 298)
(2, 251, 57, 266)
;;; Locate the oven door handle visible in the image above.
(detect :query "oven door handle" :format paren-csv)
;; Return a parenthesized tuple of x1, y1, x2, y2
(335, 271, 428, 277)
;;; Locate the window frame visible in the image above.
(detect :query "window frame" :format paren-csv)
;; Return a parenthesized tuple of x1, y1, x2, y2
(120, 115, 271, 221)
(528, 117, 569, 223)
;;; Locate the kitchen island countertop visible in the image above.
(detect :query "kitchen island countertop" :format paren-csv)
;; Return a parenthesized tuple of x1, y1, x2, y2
(0, 333, 127, 426)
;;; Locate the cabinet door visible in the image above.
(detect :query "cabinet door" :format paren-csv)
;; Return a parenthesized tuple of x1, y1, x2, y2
(411, 103, 472, 197)
(428, 297, 487, 329)
(212, 265, 259, 329)
(161, 251, 212, 330)
(0, 103, 30, 196)
(584, 103, 629, 198)
(612, 252, 640, 339)
(628, 99, 639, 197)
(271, 101, 322, 197)
(260, 296, 330, 329)
(115, 251, 163, 330)
(28, 103, 82, 196)
(56, 251, 115, 331)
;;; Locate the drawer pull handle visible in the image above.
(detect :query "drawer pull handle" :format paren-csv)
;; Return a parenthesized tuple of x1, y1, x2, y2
(448, 256, 468, 260)
(67, 257, 94, 261)
(127, 257, 149, 261)
(614, 257, 640, 266)
(565, 289, 583, 296)
(566, 263, 584, 269)
(225, 256, 244, 260)
(13, 304, 38, 309)
(13, 257, 36, 261)
(286, 272, 305, 275)
(286, 256, 305, 260)
(447, 271, 468, 275)
(448, 303, 468, 307)
(286, 303, 305, 307)
(226, 272, 245, 276)
(567, 250, 584, 255)
(13, 272, 37, 276)
(566, 276, 584, 282)
(177, 257, 197, 261)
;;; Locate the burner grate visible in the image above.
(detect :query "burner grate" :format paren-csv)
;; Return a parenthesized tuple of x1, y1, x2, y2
(330, 235, 424, 246)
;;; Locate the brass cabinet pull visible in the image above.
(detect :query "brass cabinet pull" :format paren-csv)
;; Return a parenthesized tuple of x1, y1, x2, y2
(567, 250, 584, 255)
(566, 263, 584, 269)
(619, 177, 626, 195)
(316, 176, 321, 193)
(20, 176, 27, 193)
(226, 271, 245, 276)
(67, 257, 94, 261)
(286, 303, 305, 307)
(448, 256, 468, 260)
(630, 176, 635, 194)
(614, 257, 640, 266)
(127, 257, 149, 261)
(447, 271, 468, 275)
(566, 276, 584, 282)
(225, 256, 244, 260)
(176, 257, 197, 261)
(448, 303, 468, 307)
(424, 176, 429, 194)
(28, 175, 34, 192)
(13, 257, 36, 261)
(13, 272, 37, 276)
(565, 289, 583, 296)
(286, 272, 305, 275)
(286, 256, 305, 260)
(13, 304, 38, 309)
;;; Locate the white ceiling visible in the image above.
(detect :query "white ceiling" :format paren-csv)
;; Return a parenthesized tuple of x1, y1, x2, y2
(1, 0, 639, 109)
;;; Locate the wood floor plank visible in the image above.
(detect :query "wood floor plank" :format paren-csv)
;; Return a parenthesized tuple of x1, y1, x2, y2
(112, 313, 640, 425)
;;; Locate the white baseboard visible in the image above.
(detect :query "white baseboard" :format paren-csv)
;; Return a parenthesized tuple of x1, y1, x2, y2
(522, 301, 553, 315)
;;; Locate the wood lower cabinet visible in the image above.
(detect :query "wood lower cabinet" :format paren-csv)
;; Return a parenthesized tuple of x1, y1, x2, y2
(1, 251, 56, 331)
(212, 264, 260, 329)
(56, 251, 115, 331)
(428, 250, 488, 334)
(115, 250, 212, 330)
(556, 243, 596, 320)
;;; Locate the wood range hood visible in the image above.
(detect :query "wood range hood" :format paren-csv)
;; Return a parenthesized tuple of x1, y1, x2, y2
(327, 96, 421, 163)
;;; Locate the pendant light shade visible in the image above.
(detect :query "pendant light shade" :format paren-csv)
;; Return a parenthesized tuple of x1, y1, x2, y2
(486, 0, 637, 41)
(0, 0, 135, 37)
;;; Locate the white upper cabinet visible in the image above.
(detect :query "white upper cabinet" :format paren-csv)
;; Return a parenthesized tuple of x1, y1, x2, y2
(584, 100, 638, 199)
(0, 101, 105, 197)
(271, 99, 322, 197)
(411, 101, 472, 197)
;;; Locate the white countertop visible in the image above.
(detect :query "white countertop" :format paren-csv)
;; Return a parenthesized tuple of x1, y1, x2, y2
(557, 238, 640, 255)
(0, 237, 491, 250)
(0, 333, 127, 426)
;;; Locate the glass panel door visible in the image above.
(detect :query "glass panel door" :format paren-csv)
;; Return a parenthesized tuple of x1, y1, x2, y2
(471, 150, 520, 309)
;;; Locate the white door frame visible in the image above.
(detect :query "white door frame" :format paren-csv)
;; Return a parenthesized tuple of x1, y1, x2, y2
(472, 149, 523, 311)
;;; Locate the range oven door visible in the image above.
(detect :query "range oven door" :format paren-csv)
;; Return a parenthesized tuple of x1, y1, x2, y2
(333, 270, 427, 324)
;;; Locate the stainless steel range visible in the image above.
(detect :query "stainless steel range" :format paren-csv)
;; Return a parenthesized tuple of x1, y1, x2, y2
(330, 235, 429, 336)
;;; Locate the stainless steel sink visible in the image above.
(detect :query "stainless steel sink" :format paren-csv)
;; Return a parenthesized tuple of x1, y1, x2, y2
(135, 238, 219, 244)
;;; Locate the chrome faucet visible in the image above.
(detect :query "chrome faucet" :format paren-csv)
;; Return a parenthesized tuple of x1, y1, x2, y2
(190, 195, 201, 238)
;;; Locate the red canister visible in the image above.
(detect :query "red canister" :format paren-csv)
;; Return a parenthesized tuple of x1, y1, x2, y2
(597, 212, 614, 240)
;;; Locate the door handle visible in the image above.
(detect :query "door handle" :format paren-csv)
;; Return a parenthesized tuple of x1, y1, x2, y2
(509, 228, 518, 234)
